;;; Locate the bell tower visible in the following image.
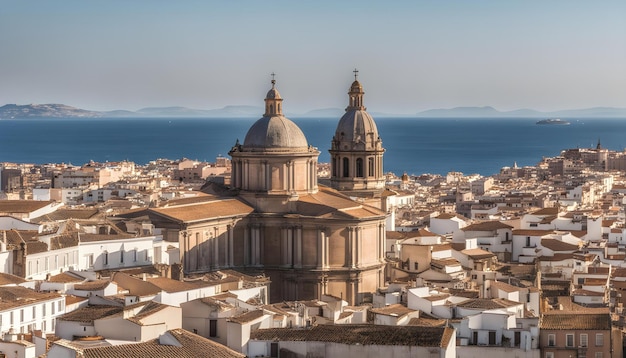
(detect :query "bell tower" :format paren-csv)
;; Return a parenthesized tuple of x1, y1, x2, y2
(329, 70, 385, 200)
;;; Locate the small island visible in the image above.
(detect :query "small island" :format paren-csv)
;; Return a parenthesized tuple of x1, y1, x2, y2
(536, 118, 570, 125)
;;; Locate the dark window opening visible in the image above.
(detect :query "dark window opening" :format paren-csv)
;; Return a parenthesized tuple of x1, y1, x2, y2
(209, 320, 217, 337)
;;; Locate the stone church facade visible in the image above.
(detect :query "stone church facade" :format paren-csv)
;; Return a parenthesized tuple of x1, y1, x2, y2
(144, 75, 388, 305)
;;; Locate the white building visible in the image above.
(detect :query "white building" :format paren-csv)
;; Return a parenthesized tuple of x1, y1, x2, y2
(0, 286, 65, 335)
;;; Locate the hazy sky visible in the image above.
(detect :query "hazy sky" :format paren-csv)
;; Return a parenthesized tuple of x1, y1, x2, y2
(1, 1, 625, 114)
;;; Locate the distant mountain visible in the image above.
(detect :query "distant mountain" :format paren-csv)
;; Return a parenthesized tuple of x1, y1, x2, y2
(300, 108, 344, 117)
(417, 106, 626, 118)
(0, 104, 102, 119)
(124, 105, 263, 118)
(203, 105, 263, 117)
(3, 103, 626, 119)
(418, 106, 501, 117)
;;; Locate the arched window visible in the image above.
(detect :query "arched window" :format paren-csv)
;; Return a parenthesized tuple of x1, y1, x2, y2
(356, 158, 364, 177)
(343, 158, 350, 177)
(368, 158, 374, 177)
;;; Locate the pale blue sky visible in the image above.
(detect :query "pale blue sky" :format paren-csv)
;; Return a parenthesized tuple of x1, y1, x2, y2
(1, 1, 624, 113)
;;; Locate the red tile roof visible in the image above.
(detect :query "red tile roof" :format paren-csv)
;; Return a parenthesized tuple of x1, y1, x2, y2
(462, 221, 513, 231)
(80, 329, 245, 358)
(250, 325, 455, 348)
(540, 312, 611, 330)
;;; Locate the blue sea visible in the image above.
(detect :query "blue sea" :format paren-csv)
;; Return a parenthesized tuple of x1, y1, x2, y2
(1, 117, 626, 176)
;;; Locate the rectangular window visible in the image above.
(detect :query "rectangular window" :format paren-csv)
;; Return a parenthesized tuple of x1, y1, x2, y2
(489, 331, 496, 345)
(580, 333, 588, 347)
(414, 262, 418, 270)
(548, 334, 555, 347)
(545, 352, 554, 358)
(595, 352, 603, 358)
(51, 302, 55, 315)
(43, 303, 46, 316)
(596, 333, 604, 346)
(566, 334, 574, 347)
(20, 309, 24, 322)
(270, 342, 278, 358)
(209, 319, 217, 337)
(33, 306, 36, 319)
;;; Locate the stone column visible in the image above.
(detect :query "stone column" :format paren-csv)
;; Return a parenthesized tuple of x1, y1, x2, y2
(243, 160, 249, 189)
(264, 161, 270, 191)
(252, 226, 259, 266)
(380, 223, 386, 262)
(317, 228, 326, 269)
(282, 227, 289, 267)
(294, 226, 302, 268)
(356, 227, 361, 268)
(228, 225, 234, 267)
(348, 227, 356, 269)
(324, 231, 329, 269)
(243, 226, 250, 266)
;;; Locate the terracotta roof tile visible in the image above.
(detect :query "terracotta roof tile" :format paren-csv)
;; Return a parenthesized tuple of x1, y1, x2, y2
(456, 298, 521, 310)
(540, 312, 610, 330)
(0, 200, 55, 213)
(58, 305, 122, 323)
(73, 280, 111, 292)
(462, 221, 513, 231)
(250, 325, 455, 348)
(47, 272, 85, 283)
(369, 304, 416, 317)
(146, 277, 208, 293)
(540, 238, 579, 251)
(460, 248, 495, 260)
(513, 229, 553, 236)
(531, 207, 560, 216)
(229, 309, 265, 324)
(0, 272, 27, 285)
(0, 286, 61, 311)
(81, 329, 245, 358)
(151, 198, 254, 223)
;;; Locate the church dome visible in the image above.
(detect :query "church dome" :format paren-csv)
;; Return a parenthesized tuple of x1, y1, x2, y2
(334, 110, 380, 145)
(333, 72, 381, 148)
(241, 78, 308, 151)
(243, 116, 308, 149)
(265, 87, 282, 100)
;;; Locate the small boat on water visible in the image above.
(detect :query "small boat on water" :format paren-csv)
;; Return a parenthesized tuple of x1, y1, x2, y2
(536, 118, 570, 125)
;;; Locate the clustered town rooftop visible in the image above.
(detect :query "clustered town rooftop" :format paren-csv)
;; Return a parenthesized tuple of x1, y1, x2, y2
(1, 74, 626, 357)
